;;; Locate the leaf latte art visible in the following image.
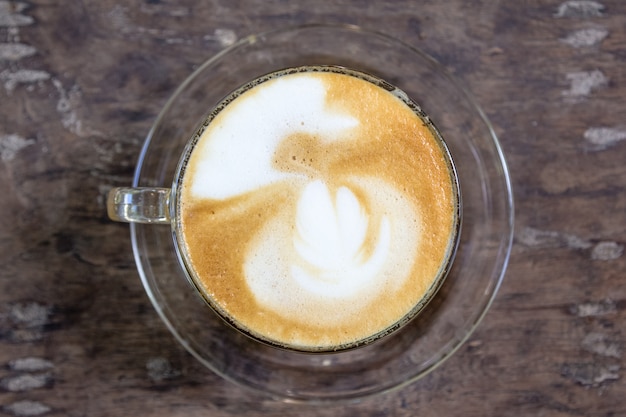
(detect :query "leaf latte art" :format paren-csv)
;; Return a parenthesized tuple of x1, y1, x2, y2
(290, 180, 391, 299)
(178, 67, 459, 351)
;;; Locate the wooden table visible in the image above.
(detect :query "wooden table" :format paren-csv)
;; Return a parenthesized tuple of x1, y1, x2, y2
(1, 1, 624, 416)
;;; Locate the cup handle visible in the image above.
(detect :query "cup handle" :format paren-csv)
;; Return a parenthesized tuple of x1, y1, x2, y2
(107, 187, 172, 224)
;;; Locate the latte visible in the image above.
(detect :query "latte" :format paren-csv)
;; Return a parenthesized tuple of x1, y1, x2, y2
(176, 66, 460, 351)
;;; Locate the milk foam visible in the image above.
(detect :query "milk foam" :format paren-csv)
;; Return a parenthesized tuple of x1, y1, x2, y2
(189, 76, 358, 200)
(180, 67, 457, 349)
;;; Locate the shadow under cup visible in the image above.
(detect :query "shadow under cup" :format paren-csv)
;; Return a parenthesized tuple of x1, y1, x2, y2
(123, 24, 513, 402)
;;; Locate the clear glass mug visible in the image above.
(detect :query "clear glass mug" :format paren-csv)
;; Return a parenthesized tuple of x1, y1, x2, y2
(106, 24, 513, 402)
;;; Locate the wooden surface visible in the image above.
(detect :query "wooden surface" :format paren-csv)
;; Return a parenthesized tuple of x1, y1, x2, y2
(1, 1, 625, 416)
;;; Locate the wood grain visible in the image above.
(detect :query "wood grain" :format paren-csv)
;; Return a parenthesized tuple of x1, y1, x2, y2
(1, 1, 625, 416)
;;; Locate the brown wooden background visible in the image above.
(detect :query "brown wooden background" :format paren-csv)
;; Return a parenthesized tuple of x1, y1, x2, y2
(1, 1, 625, 416)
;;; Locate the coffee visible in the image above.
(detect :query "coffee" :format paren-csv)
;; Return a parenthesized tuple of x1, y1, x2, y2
(175, 66, 460, 351)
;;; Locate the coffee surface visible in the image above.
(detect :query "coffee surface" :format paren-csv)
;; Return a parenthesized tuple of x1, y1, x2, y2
(178, 67, 458, 351)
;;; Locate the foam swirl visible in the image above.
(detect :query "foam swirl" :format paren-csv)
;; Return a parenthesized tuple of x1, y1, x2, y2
(188, 75, 358, 200)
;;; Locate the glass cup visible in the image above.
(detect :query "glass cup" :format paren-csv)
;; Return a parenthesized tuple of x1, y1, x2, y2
(106, 24, 513, 402)
(108, 64, 462, 353)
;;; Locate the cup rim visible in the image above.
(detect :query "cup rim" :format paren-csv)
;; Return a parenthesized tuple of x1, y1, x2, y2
(168, 64, 464, 353)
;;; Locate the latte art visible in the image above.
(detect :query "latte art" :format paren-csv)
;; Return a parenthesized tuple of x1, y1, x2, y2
(245, 175, 420, 326)
(177, 67, 459, 351)
(290, 180, 391, 299)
